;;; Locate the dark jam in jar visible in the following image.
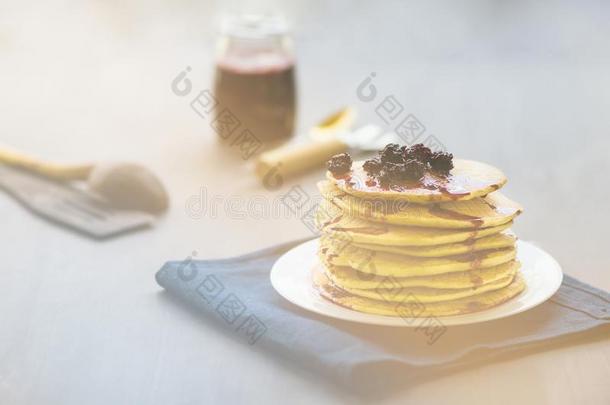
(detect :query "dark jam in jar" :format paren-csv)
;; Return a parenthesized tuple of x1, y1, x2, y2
(213, 14, 296, 146)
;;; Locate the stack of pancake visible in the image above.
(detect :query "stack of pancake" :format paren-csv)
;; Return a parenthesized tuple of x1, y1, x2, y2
(314, 159, 525, 317)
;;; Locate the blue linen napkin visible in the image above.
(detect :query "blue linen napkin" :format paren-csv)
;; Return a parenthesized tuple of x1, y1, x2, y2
(155, 238, 610, 390)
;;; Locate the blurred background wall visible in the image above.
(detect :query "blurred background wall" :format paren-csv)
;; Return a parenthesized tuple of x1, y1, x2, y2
(0, 0, 608, 283)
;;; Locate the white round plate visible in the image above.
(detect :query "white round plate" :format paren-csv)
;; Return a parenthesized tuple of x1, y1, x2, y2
(270, 239, 563, 327)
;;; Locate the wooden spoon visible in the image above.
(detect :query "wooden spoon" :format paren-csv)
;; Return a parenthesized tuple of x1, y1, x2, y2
(0, 146, 169, 214)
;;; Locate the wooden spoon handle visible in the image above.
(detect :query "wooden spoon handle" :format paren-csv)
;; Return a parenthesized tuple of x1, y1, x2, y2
(0, 145, 94, 181)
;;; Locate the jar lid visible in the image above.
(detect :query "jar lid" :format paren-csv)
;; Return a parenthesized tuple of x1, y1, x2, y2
(220, 13, 289, 39)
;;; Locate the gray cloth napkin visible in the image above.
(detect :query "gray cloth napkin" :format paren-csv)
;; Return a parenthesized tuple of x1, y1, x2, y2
(155, 238, 610, 391)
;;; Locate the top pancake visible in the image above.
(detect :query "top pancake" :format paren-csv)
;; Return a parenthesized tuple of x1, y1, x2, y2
(326, 159, 507, 203)
(318, 180, 522, 229)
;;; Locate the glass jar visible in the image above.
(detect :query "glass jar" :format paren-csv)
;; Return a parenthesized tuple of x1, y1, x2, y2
(213, 14, 297, 146)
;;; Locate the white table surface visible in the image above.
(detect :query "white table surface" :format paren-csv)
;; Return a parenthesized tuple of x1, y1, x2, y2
(0, 1, 609, 404)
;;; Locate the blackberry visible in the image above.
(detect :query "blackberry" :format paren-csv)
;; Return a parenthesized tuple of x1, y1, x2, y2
(429, 151, 454, 173)
(376, 162, 398, 185)
(380, 143, 404, 164)
(363, 157, 382, 176)
(384, 161, 404, 178)
(404, 143, 432, 163)
(327, 153, 353, 176)
(403, 158, 426, 181)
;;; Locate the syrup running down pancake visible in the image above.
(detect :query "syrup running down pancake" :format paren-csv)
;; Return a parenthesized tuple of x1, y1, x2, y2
(318, 180, 522, 229)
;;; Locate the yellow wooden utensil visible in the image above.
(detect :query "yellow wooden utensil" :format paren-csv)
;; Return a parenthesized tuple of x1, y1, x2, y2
(0, 145, 94, 181)
(255, 107, 357, 181)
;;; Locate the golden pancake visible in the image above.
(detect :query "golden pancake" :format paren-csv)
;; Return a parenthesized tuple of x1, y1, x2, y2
(316, 199, 512, 246)
(324, 260, 520, 290)
(334, 273, 515, 303)
(313, 266, 525, 317)
(318, 180, 522, 229)
(353, 232, 516, 257)
(320, 241, 516, 277)
(326, 159, 507, 203)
